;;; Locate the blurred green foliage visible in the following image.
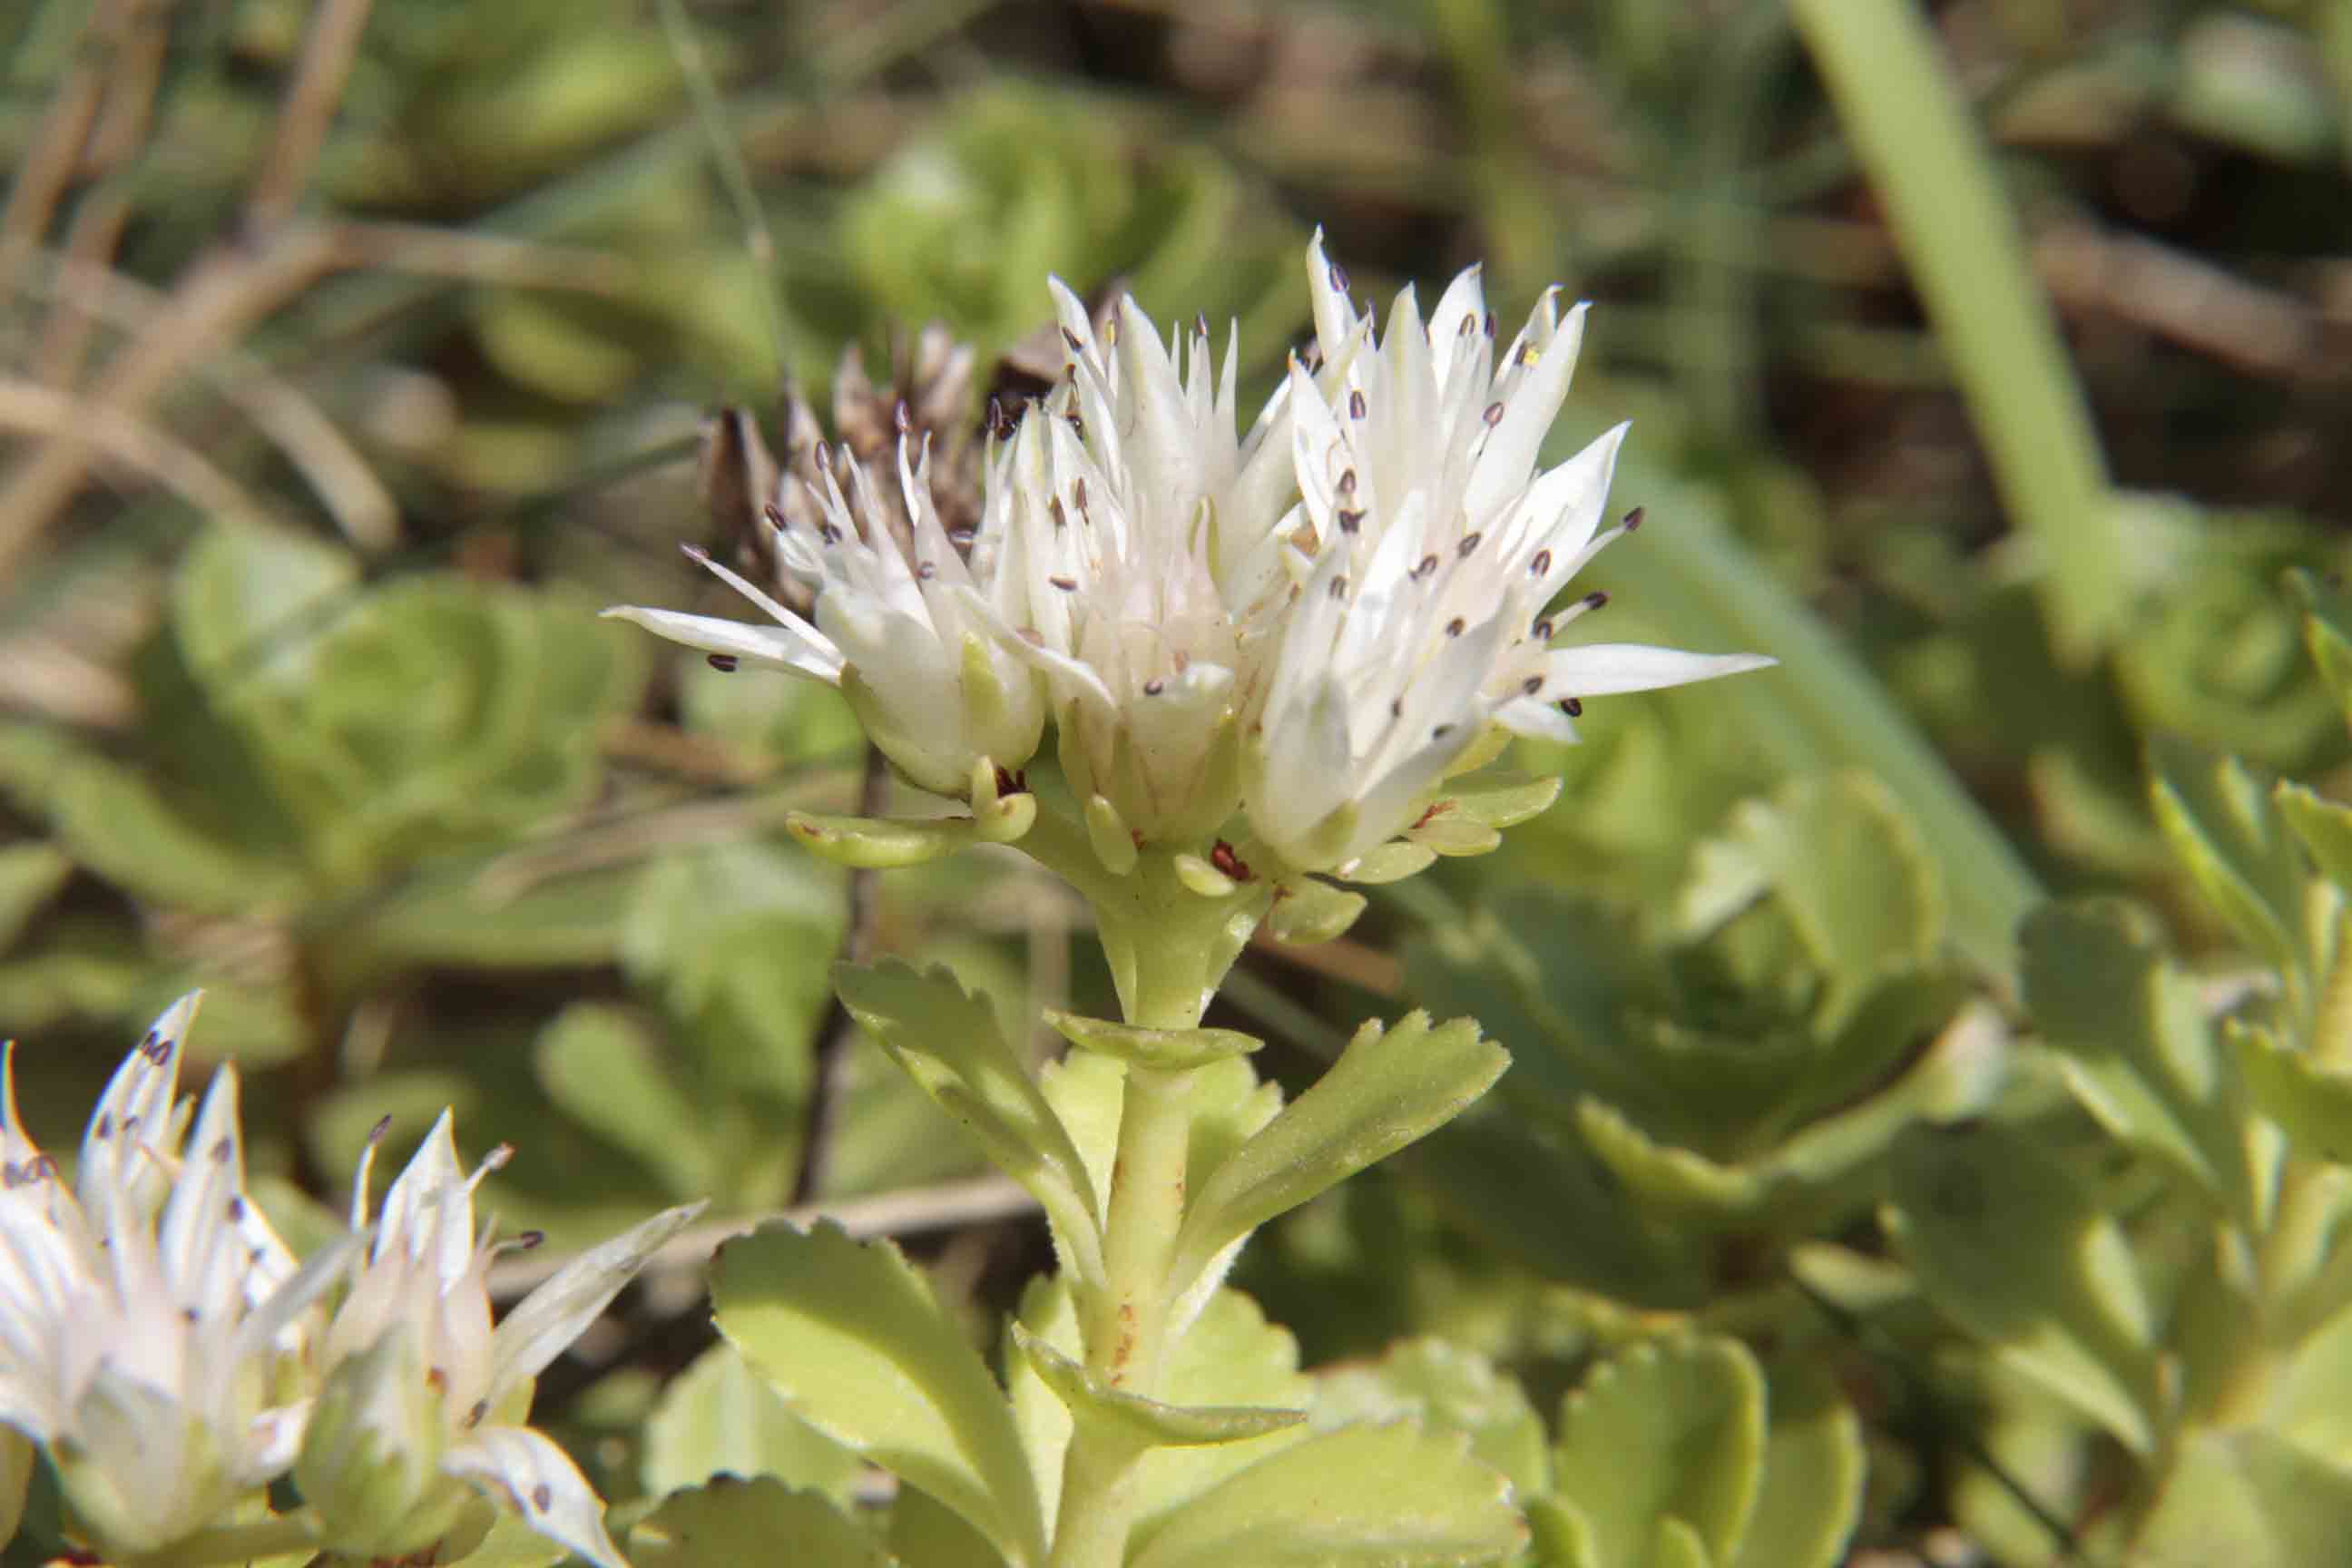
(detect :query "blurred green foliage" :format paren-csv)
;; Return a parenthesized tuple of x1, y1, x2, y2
(10, 0, 2352, 1560)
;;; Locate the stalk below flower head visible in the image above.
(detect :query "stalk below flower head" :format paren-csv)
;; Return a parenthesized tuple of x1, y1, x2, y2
(299, 1111, 701, 1568)
(970, 283, 1298, 843)
(603, 438, 1043, 799)
(0, 995, 340, 1556)
(1247, 233, 1776, 871)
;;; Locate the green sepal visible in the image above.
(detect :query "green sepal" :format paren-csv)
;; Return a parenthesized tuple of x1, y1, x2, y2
(1266, 877, 1368, 946)
(1548, 1337, 1765, 1568)
(1044, 1009, 1261, 1072)
(1007, 1324, 1304, 1449)
(710, 1221, 1048, 1568)
(1084, 793, 1138, 876)
(1168, 1012, 1508, 1296)
(625, 1475, 887, 1568)
(786, 800, 1034, 868)
(1440, 770, 1563, 829)
(1172, 853, 1239, 897)
(1124, 1422, 1525, 1568)
(1337, 841, 1438, 884)
(1406, 810, 1504, 858)
(837, 960, 1103, 1284)
(1442, 721, 1515, 779)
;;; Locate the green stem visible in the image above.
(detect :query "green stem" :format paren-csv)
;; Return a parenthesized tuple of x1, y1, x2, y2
(1040, 841, 1262, 1568)
(1049, 1062, 1195, 1568)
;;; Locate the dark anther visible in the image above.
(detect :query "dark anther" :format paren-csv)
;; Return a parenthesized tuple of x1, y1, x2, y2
(1584, 590, 1609, 609)
(1446, 617, 1465, 637)
(1530, 548, 1552, 575)
(1563, 697, 1584, 717)
(1061, 327, 1084, 352)
(1050, 574, 1078, 591)
(707, 653, 739, 672)
(1328, 260, 1349, 293)
(1622, 506, 1645, 531)
(916, 561, 937, 581)
(1338, 467, 1357, 494)
(1414, 553, 1439, 579)
(1210, 840, 1254, 882)
(1143, 678, 1165, 695)
(1533, 617, 1555, 640)
(1049, 496, 1068, 530)
(1338, 508, 1364, 534)
(1457, 532, 1483, 557)
(762, 501, 786, 531)
(1522, 675, 1544, 695)
(1348, 388, 1367, 420)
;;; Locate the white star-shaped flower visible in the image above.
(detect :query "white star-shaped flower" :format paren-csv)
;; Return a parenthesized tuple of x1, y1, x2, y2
(605, 440, 1043, 798)
(0, 995, 345, 1556)
(298, 1112, 701, 1568)
(970, 284, 1298, 843)
(1248, 233, 1775, 870)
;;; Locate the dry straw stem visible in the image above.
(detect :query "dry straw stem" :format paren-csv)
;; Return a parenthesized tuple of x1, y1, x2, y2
(18, 250, 398, 548)
(0, 224, 633, 581)
(241, 0, 379, 235)
(0, 377, 282, 530)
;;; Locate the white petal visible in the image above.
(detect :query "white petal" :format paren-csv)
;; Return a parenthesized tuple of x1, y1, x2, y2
(599, 607, 841, 683)
(77, 994, 196, 1210)
(485, 1203, 702, 1409)
(1541, 643, 1778, 696)
(1465, 298, 1585, 526)
(444, 1426, 628, 1568)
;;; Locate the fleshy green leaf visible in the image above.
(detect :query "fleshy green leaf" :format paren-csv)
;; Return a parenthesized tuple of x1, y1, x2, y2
(625, 1475, 886, 1568)
(1886, 1126, 2162, 1454)
(836, 959, 1102, 1284)
(1549, 1337, 1765, 1568)
(2231, 1020, 2352, 1162)
(2292, 568, 2352, 720)
(1311, 1338, 1549, 1499)
(2132, 1428, 2352, 1568)
(2148, 739, 2309, 987)
(0, 844, 71, 949)
(2023, 900, 2253, 1220)
(640, 1343, 858, 1502)
(1008, 1323, 1303, 1449)
(1168, 1012, 1508, 1295)
(1125, 1421, 1524, 1568)
(1044, 1011, 1261, 1072)
(1006, 1279, 1312, 1533)
(535, 1004, 716, 1201)
(1675, 773, 1942, 1029)
(788, 801, 1034, 868)
(2277, 781, 2352, 897)
(710, 1222, 1047, 1567)
(1728, 1368, 1864, 1568)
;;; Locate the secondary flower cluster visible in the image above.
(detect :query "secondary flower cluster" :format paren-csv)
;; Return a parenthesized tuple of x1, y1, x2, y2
(608, 233, 1771, 874)
(0, 995, 696, 1566)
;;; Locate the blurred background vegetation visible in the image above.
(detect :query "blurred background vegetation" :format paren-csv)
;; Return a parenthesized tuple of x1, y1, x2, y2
(7, 0, 2352, 1560)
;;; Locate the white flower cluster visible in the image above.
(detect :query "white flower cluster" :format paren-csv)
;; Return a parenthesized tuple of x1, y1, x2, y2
(608, 232, 1771, 873)
(0, 995, 696, 1566)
